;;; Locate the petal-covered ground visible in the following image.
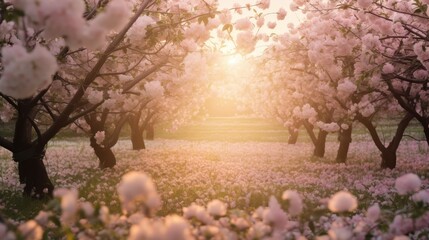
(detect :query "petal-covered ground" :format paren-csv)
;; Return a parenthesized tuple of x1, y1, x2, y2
(1, 138, 428, 222)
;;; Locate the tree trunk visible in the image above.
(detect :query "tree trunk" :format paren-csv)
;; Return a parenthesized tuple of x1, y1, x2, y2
(13, 101, 54, 198)
(129, 116, 145, 150)
(303, 122, 328, 158)
(86, 113, 117, 169)
(313, 130, 328, 158)
(357, 113, 412, 169)
(146, 124, 154, 140)
(423, 124, 429, 146)
(90, 137, 116, 169)
(380, 148, 397, 169)
(336, 126, 352, 163)
(287, 127, 299, 144)
(14, 147, 54, 198)
(131, 128, 146, 150)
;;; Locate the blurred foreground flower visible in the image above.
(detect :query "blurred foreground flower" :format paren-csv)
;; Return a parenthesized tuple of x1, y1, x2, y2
(395, 173, 421, 195)
(117, 171, 161, 215)
(328, 191, 358, 213)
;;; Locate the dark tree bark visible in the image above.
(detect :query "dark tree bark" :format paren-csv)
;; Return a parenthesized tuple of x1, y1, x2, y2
(313, 129, 328, 158)
(303, 122, 328, 158)
(287, 127, 299, 144)
(146, 123, 155, 140)
(129, 113, 145, 150)
(90, 138, 116, 169)
(86, 112, 128, 169)
(130, 124, 146, 150)
(336, 125, 352, 163)
(86, 112, 114, 169)
(131, 129, 146, 149)
(424, 125, 429, 145)
(12, 101, 53, 198)
(357, 113, 413, 169)
(385, 77, 429, 146)
(15, 147, 53, 198)
(380, 147, 397, 169)
(129, 109, 156, 150)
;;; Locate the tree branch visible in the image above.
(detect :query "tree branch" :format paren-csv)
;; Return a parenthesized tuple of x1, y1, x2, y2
(303, 121, 317, 146)
(106, 114, 129, 148)
(0, 136, 14, 152)
(39, 0, 154, 146)
(122, 58, 168, 92)
(65, 101, 104, 126)
(356, 114, 386, 152)
(388, 113, 413, 150)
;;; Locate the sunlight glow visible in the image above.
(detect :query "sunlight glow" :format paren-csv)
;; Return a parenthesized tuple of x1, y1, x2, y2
(227, 55, 242, 65)
(208, 54, 253, 113)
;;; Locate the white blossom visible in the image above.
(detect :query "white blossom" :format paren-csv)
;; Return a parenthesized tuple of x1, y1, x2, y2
(357, 0, 372, 9)
(258, 0, 270, 9)
(117, 171, 160, 214)
(277, 8, 287, 20)
(382, 63, 395, 74)
(328, 191, 358, 212)
(263, 196, 288, 230)
(328, 227, 353, 240)
(0, 44, 57, 99)
(235, 18, 253, 31)
(165, 215, 192, 240)
(366, 203, 380, 222)
(412, 190, 429, 203)
(207, 199, 227, 217)
(18, 220, 43, 240)
(94, 131, 106, 147)
(282, 190, 303, 216)
(395, 173, 421, 195)
(145, 81, 165, 99)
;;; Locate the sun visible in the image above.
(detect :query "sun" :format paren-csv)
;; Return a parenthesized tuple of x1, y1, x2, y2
(227, 54, 242, 66)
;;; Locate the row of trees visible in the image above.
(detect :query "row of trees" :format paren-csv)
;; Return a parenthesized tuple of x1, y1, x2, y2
(245, 0, 429, 168)
(2, 0, 428, 199)
(0, 0, 215, 197)
(0, 0, 283, 198)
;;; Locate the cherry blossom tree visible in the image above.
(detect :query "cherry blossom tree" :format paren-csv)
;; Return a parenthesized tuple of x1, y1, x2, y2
(73, 35, 211, 165)
(246, 0, 420, 167)
(0, 0, 281, 197)
(247, 41, 341, 160)
(0, 0, 144, 197)
(126, 51, 213, 151)
(0, 0, 221, 197)
(289, 0, 416, 168)
(356, 1, 429, 145)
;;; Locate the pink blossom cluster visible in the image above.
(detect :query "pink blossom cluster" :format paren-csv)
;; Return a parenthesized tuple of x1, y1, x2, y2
(0, 45, 57, 99)
(13, 0, 131, 49)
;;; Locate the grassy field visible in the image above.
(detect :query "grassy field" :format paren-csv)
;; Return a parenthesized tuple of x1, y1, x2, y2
(155, 117, 291, 142)
(154, 116, 426, 143)
(1, 116, 425, 142)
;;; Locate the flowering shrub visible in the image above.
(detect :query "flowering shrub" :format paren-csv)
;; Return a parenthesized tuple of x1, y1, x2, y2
(0, 170, 428, 239)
